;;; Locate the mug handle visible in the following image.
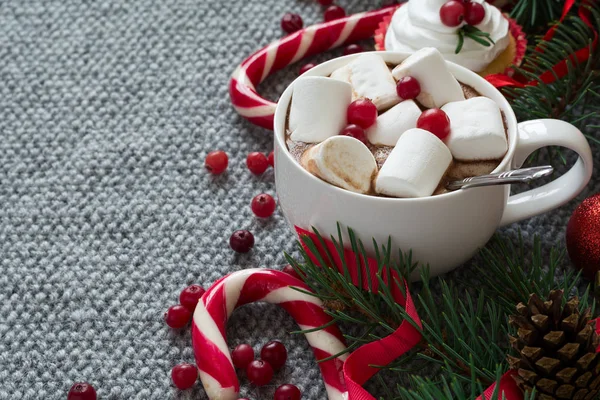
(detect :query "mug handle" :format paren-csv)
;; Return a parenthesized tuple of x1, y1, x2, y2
(499, 119, 594, 227)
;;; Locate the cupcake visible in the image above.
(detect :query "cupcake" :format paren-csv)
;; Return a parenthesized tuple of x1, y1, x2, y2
(374, 0, 526, 76)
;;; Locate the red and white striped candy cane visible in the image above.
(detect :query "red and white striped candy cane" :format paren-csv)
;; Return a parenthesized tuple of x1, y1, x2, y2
(230, 6, 396, 130)
(192, 268, 348, 400)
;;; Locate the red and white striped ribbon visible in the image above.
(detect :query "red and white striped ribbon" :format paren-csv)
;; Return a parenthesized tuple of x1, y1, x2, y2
(192, 268, 348, 400)
(229, 6, 396, 130)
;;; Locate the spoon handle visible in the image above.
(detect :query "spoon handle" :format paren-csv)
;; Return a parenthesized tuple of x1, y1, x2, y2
(446, 165, 554, 191)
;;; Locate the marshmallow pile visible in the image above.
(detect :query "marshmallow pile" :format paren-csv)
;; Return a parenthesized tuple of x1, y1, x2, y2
(288, 47, 509, 198)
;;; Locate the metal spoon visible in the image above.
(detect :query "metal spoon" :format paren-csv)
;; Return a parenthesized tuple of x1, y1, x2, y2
(446, 165, 554, 191)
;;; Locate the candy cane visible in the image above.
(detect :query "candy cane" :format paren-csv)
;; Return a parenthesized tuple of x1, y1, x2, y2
(192, 268, 348, 400)
(230, 6, 396, 130)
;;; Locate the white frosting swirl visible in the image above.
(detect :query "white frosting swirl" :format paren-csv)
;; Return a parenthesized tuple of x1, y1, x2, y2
(385, 0, 510, 72)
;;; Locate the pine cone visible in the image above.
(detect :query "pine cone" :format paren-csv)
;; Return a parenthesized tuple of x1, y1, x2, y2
(508, 290, 600, 400)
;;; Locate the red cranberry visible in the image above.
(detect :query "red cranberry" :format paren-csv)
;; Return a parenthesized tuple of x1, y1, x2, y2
(251, 193, 276, 218)
(205, 151, 228, 175)
(340, 124, 368, 144)
(396, 76, 421, 100)
(275, 384, 302, 400)
(299, 63, 316, 75)
(281, 13, 304, 34)
(164, 305, 192, 329)
(324, 5, 346, 22)
(465, 2, 485, 25)
(267, 151, 274, 167)
(246, 152, 269, 175)
(179, 284, 206, 312)
(230, 230, 255, 253)
(282, 265, 302, 280)
(317, 0, 334, 5)
(417, 109, 451, 140)
(67, 382, 97, 400)
(260, 340, 287, 370)
(343, 44, 363, 55)
(246, 360, 274, 386)
(232, 343, 255, 369)
(171, 363, 198, 390)
(347, 99, 377, 129)
(440, 0, 466, 27)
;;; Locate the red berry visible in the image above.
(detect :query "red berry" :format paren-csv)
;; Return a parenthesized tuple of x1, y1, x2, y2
(232, 344, 255, 369)
(465, 2, 485, 25)
(246, 360, 274, 386)
(396, 76, 421, 100)
(282, 264, 302, 280)
(417, 109, 451, 140)
(164, 305, 192, 329)
(299, 63, 316, 75)
(347, 99, 377, 129)
(67, 382, 97, 400)
(205, 151, 228, 175)
(171, 363, 198, 390)
(440, 0, 466, 27)
(275, 384, 302, 400)
(260, 341, 287, 370)
(246, 152, 269, 174)
(317, 0, 333, 5)
(324, 5, 346, 22)
(251, 193, 276, 218)
(268, 151, 275, 167)
(343, 44, 363, 55)
(229, 230, 255, 253)
(179, 284, 206, 312)
(340, 124, 368, 144)
(281, 13, 303, 34)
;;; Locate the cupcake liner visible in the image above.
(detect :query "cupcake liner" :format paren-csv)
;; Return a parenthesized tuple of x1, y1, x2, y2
(373, 5, 527, 76)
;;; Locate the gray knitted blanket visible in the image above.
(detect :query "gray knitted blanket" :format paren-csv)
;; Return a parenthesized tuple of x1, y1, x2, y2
(0, 0, 598, 399)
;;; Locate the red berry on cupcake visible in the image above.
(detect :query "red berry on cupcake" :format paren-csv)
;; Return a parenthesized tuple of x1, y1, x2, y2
(396, 76, 421, 100)
(465, 2, 486, 25)
(347, 99, 377, 129)
(440, 1, 466, 27)
(417, 109, 451, 140)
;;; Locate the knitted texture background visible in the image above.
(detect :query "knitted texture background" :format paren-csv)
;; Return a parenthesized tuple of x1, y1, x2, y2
(0, 0, 598, 399)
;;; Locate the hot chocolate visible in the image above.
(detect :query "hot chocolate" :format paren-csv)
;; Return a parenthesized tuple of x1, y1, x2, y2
(286, 48, 508, 198)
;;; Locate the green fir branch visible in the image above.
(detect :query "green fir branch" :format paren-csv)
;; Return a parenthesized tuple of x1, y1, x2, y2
(286, 226, 593, 399)
(510, 0, 565, 34)
(502, 5, 600, 160)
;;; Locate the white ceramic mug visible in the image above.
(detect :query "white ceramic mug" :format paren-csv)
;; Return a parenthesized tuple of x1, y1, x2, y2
(273, 52, 593, 277)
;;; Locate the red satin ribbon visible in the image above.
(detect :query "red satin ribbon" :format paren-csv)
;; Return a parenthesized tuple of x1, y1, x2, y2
(486, 0, 597, 89)
(295, 227, 422, 400)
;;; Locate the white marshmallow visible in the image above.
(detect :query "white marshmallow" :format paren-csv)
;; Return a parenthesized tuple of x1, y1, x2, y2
(289, 76, 352, 143)
(330, 53, 400, 111)
(375, 128, 452, 198)
(391, 48, 465, 108)
(301, 136, 377, 194)
(366, 100, 421, 146)
(442, 97, 508, 160)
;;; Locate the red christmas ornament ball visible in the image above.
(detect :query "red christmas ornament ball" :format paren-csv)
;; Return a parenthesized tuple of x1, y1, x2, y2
(566, 193, 600, 280)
